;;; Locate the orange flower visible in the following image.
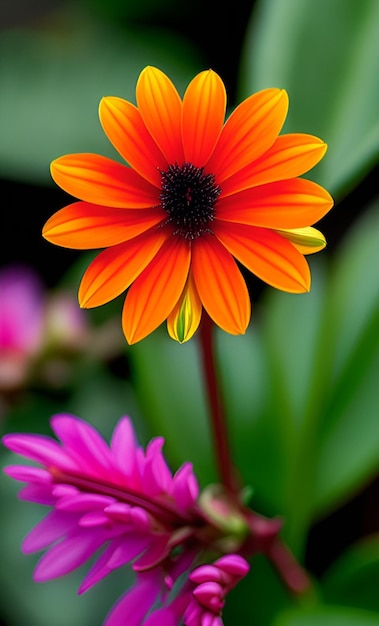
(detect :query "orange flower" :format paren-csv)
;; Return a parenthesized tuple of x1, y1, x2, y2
(44, 66, 333, 344)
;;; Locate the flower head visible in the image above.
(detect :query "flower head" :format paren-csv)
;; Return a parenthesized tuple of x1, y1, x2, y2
(43, 66, 333, 343)
(2, 413, 252, 625)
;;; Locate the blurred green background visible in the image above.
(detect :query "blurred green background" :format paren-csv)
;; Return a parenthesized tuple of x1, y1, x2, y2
(1, 0, 379, 624)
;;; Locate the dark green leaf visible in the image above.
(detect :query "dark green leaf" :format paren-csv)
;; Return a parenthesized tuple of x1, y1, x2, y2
(0, 6, 203, 184)
(129, 330, 217, 485)
(274, 605, 379, 626)
(321, 535, 379, 613)
(313, 203, 379, 515)
(240, 0, 379, 197)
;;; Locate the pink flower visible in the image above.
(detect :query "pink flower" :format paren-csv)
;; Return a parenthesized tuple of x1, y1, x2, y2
(184, 555, 250, 626)
(0, 265, 91, 394)
(2, 414, 203, 625)
(0, 265, 45, 389)
(2, 414, 253, 625)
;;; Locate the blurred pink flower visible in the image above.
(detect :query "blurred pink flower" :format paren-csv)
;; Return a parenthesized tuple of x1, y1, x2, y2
(3, 413, 251, 625)
(0, 265, 45, 389)
(45, 290, 89, 353)
(0, 265, 94, 394)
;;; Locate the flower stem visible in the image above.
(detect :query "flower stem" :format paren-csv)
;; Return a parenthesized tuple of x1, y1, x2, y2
(198, 313, 241, 496)
(266, 537, 311, 595)
(244, 510, 311, 596)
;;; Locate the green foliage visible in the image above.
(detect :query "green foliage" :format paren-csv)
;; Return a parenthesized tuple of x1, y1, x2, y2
(240, 0, 379, 199)
(0, 5, 203, 184)
(322, 535, 379, 614)
(274, 606, 379, 626)
(129, 332, 217, 484)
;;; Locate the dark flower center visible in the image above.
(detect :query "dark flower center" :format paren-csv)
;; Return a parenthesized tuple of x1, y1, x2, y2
(160, 162, 221, 239)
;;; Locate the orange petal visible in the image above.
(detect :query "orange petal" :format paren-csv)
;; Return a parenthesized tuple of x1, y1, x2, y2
(191, 233, 250, 335)
(123, 236, 191, 344)
(167, 271, 202, 343)
(216, 178, 334, 229)
(50, 154, 159, 208)
(214, 221, 310, 293)
(182, 70, 226, 166)
(42, 202, 165, 249)
(206, 88, 288, 183)
(221, 134, 328, 197)
(79, 227, 169, 308)
(99, 97, 168, 188)
(276, 226, 326, 255)
(136, 66, 184, 165)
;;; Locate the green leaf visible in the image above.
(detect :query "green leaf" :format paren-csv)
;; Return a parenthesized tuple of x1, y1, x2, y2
(0, 5, 203, 184)
(240, 0, 379, 197)
(321, 535, 379, 613)
(129, 329, 217, 486)
(313, 202, 379, 515)
(274, 605, 379, 626)
(252, 261, 330, 550)
(216, 326, 289, 515)
(243, 202, 379, 553)
(215, 278, 329, 521)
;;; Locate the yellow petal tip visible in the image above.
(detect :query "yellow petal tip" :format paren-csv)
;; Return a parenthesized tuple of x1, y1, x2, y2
(167, 277, 202, 343)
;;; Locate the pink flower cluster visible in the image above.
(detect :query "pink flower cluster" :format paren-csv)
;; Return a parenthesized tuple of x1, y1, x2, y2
(2, 414, 249, 625)
(185, 555, 250, 626)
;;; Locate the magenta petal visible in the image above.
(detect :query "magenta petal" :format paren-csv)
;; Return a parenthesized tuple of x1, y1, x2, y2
(215, 554, 250, 578)
(2, 433, 76, 470)
(193, 582, 224, 612)
(107, 534, 150, 569)
(184, 601, 202, 625)
(189, 565, 223, 585)
(22, 510, 79, 553)
(143, 438, 172, 495)
(79, 511, 111, 527)
(51, 414, 114, 475)
(104, 502, 132, 520)
(52, 485, 78, 501)
(145, 590, 190, 626)
(104, 571, 162, 626)
(79, 538, 127, 593)
(171, 463, 199, 513)
(79, 533, 149, 592)
(55, 493, 115, 512)
(3, 465, 51, 484)
(133, 535, 171, 572)
(33, 529, 107, 581)
(203, 614, 223, 626)
(111, 417, 140, 479)
(105, 503, 151, 532)
(18, 484, 55, 505)
(130, 507, 151, 531)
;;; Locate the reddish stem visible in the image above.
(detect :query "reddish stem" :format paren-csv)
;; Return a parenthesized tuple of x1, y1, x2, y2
(198, 314, 311, 596)
(266, 538, 311, 595)
(243, 509, 311, 595)
(198, 313, 241, 496)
